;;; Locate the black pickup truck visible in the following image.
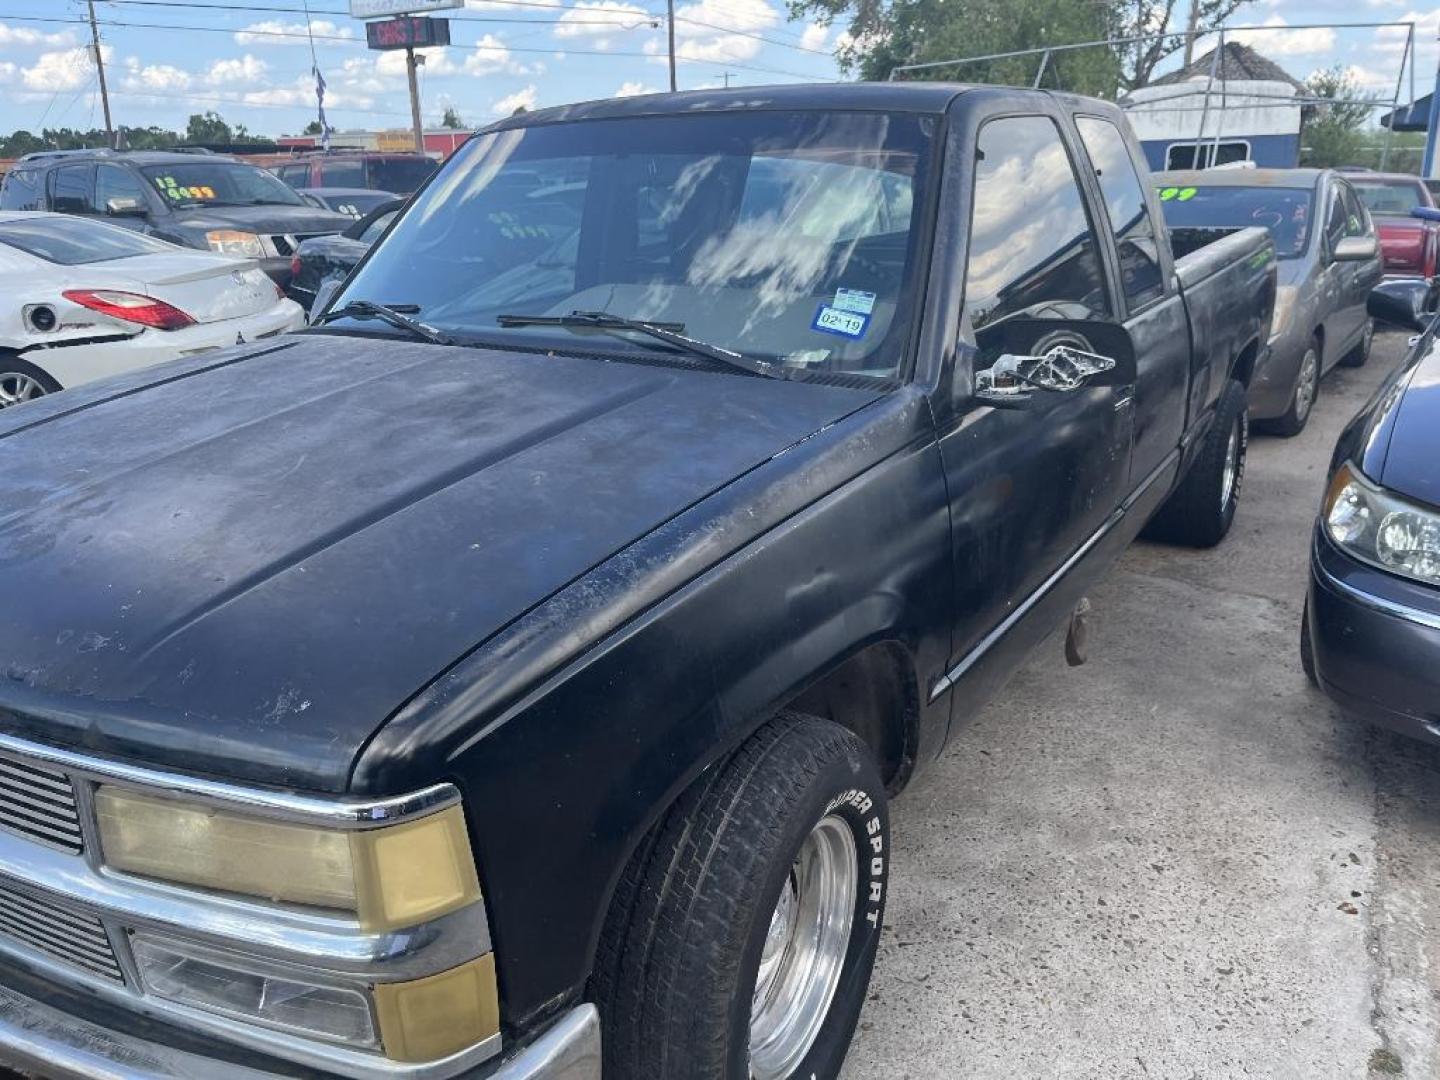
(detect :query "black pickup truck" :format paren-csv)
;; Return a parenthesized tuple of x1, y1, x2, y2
(0, 84, 1273, 1080)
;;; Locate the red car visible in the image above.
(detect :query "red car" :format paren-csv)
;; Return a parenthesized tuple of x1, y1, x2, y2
(1348, 173, 1438, 282)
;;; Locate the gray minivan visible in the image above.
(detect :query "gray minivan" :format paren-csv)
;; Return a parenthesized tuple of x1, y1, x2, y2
(1155, 168, 1382, 435)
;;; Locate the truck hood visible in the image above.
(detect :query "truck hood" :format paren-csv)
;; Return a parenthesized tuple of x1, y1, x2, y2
(170, 203, 352, 237)
(0, 336, 880, 791)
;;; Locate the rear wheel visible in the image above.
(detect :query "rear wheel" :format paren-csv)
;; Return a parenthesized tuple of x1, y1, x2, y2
(1264, 338, 1320, 437)
(0, 356, 60, 409)
(1143, 377, 1248, 548)
(1339, 319, 1373, 368)
(594, 712, 889, 1080)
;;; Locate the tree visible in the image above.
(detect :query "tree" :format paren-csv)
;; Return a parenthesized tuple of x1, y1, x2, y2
(185, 111, 233, 145)
(441, 105, 465, 129)
(302, 120, 324, 136)
(1299, 66, 1377, 168)
(1113, 0, 1257, 91)
(788, 0, 1256, 94)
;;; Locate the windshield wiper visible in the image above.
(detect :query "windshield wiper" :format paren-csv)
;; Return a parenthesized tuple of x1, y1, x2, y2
(314, 300, 453, 346)
(495, 310, 786, 380)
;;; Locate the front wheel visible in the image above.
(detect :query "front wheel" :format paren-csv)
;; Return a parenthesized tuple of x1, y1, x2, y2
(1143, 377, 1248, 548)
(594, 713, 889, 1080)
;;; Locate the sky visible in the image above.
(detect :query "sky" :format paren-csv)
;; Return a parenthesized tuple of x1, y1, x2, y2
(0, 0, 1433, 140)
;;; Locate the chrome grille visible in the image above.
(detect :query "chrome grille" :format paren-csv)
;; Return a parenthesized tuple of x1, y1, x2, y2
(0, 880, 123, 982)
(0, 754, 83, 853)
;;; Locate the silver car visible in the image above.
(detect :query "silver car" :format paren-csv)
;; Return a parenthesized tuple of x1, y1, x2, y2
(1155, 168, 1383, 436)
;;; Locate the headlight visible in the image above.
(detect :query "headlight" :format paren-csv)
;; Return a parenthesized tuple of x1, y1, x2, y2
(1270, 285, 1297, 340)
(1323, 461, 1440, 586)
(95, 787, 481, 932)
(205, 229, 265, 257)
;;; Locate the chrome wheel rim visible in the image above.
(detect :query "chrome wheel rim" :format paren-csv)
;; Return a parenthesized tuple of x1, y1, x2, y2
(1295, 348, 1318, 422)
(0, 372, 45, 408)
(1220, 418, 1240, 511)
(749, 814, 857, 1080)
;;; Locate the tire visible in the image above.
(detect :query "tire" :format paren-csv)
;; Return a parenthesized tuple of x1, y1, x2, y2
(1143, 377, 1247, 548)
(594, 712, 890, 1080)
(0, 355, 60, 409)
(1300, 601, 1318, 687)
(1263, 337, 1320, 437)
(1338, 318, 1373, 368)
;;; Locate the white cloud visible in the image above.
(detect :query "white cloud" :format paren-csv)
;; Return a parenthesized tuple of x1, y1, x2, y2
(554, 1, 651, 47)
(123, 63, 193, 93)
(615, 80, 659, 96)
(1215, 17, 1335, 58)
(207, 55, 268, 85)
(234, 19, 354, 47)
(376, 44, 460, 77)
(799, 23, 829, 52)
(0, 61, 16, 85)
(21, 46, 106, 93)
(0, 23, 76, 49)
(492, 85, 538, 115)
(242, 74, 371, 110)
(656, 0, 778, 63)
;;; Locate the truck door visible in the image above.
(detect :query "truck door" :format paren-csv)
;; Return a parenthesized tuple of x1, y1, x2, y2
(1074, 114, 1189, 488)
(930, 110, 1134, 709)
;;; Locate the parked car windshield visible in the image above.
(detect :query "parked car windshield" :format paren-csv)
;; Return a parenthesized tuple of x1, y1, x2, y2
(1156, 185, 1313, 258)
(1350, 179, 1428, 215)
(0, 214, 178, 264)
(332, 111, 937, 379)
(140, 162, 306, 208)
(367, 157, 436, 193)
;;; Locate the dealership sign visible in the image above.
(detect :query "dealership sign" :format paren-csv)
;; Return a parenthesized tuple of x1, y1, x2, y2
(349, 0, 461, 18)
(366, 16, 451, 49)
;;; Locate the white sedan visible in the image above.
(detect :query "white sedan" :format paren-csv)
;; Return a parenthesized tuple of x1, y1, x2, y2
(0, 212, 304, 408)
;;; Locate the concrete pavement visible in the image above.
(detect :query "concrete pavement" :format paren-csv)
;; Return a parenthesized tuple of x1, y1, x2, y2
(843, 330, 1438, 1080)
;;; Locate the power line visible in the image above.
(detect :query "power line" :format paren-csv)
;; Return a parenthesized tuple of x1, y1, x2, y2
(0, 13, 818, 79)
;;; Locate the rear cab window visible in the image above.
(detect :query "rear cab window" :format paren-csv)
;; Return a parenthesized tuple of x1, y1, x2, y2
(1076, 115, 1165, 311)
(367, 157, 436, 193)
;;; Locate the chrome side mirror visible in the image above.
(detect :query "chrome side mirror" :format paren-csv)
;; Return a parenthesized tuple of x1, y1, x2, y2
(1333, 235, 1378, 262)
(105, 196, 146, 217)
(976, 345, 1118, 399)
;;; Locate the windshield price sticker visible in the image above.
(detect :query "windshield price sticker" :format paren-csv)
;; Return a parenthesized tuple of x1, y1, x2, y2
(812, 304, 870, 340)
(833, 288, 876, 315)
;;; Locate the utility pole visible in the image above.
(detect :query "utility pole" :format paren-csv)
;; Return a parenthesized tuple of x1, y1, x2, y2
(721, 71, 734, 88)
(405, 46, 425, 154)
(1182, 2, 1200, 68)
(666, 0, 677, 92)
(87, 0, 114, 149)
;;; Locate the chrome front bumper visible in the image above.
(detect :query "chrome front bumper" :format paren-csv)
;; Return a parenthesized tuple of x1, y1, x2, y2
(0, 986, 601, 1080)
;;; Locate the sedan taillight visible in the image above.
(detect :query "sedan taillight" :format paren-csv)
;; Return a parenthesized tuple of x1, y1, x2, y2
(62, 290, 196, 331)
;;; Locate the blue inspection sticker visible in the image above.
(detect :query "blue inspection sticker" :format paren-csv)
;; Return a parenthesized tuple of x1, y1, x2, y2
(812, 304, 870, 340)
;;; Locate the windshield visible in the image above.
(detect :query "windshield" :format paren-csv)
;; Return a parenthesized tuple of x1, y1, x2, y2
(1351, 180, 1427, 215)
(368, 157, 436, 194)
(331, 111, 937, 379)
(1156, 184, 1313, 258)
(141, 162, 305, 207)
(0, 215, 179, 264)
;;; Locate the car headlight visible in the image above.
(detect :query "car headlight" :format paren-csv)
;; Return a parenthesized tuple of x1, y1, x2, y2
(1324, 461, 1440, 586)
(95, 787, 481, 932)
(1270, 285, 1298, 340)
(205, 229, 265, 257)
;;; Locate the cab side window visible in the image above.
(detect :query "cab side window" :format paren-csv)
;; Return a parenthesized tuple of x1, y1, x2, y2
(1339, 184, 1369, 237)
(96, 165, 148, 214)
(964, 115, 1111, 364)
(49, 165, 95, 214)
(1325, 186, 1347, 253)
(1076, 116, 1164, 312)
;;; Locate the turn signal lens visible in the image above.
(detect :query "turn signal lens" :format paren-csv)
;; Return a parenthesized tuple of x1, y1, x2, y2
(96, 788, 481, 931)
(374, 956, 500, 1062)
(61, 289, 195, 331)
